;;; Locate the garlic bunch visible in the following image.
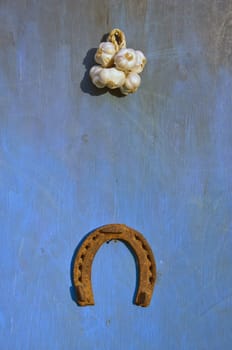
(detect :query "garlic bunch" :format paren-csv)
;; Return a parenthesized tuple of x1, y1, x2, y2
(89, 28, 146, 95)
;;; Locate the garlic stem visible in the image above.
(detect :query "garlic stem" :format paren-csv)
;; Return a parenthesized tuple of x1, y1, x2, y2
(107, 28, 126, 52)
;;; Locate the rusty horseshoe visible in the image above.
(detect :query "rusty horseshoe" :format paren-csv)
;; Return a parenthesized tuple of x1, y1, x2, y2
(72, 224, 156, 307)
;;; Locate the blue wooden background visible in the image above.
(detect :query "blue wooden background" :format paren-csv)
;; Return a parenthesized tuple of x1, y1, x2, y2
(1, 1, 232, 349)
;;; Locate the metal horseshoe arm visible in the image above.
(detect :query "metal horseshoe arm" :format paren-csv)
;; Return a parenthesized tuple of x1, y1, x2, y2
(73, 224, 156, 307)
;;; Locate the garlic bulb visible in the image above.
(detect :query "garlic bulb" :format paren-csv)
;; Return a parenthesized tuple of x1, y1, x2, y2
(94, 42, 116, 68)
(120, 72, 141, 95)
(89, 66, 126, 89)
(114, 48, 137, 72)
(107, 28, 126, 51)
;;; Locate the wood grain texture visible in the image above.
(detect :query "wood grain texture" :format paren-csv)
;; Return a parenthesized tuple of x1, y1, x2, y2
(0, 1, 232, 349)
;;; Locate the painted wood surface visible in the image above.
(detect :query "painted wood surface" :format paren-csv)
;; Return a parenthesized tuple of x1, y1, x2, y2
(0, 1, 232, 349)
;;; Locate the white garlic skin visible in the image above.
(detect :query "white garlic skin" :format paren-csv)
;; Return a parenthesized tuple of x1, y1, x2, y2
(100, 67, 126, 89)
(120, 72, 141, 95)
(114, 48, 137, 72)
(132, 50, 147, 73)
(89, 65, 106, 88)
(90, 66, 126, 89)
(94, 42, 116, 67)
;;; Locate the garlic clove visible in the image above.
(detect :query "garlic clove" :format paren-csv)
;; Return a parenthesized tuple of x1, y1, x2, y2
(114, 48, 137, 72)
(107, 28, 126, 51)
(120, 72, 141, 95)
(94, 42, 116, 67)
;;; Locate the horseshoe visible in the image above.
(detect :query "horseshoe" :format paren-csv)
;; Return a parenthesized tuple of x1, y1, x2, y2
(72, 224, 156, 307)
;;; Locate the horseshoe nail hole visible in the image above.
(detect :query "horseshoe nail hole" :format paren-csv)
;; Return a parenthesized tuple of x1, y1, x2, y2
(81, 254, 85, 260)
(147, 254, 151, 261)
(85, 244, 90, 250)
(92, 235, 98, 241)
(149, 277, 153, 283)
(134, 235, 139, 241)
(142, 244, 147, 250)
(78, 277, 82, 282)
(79, 265, 83, 271)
